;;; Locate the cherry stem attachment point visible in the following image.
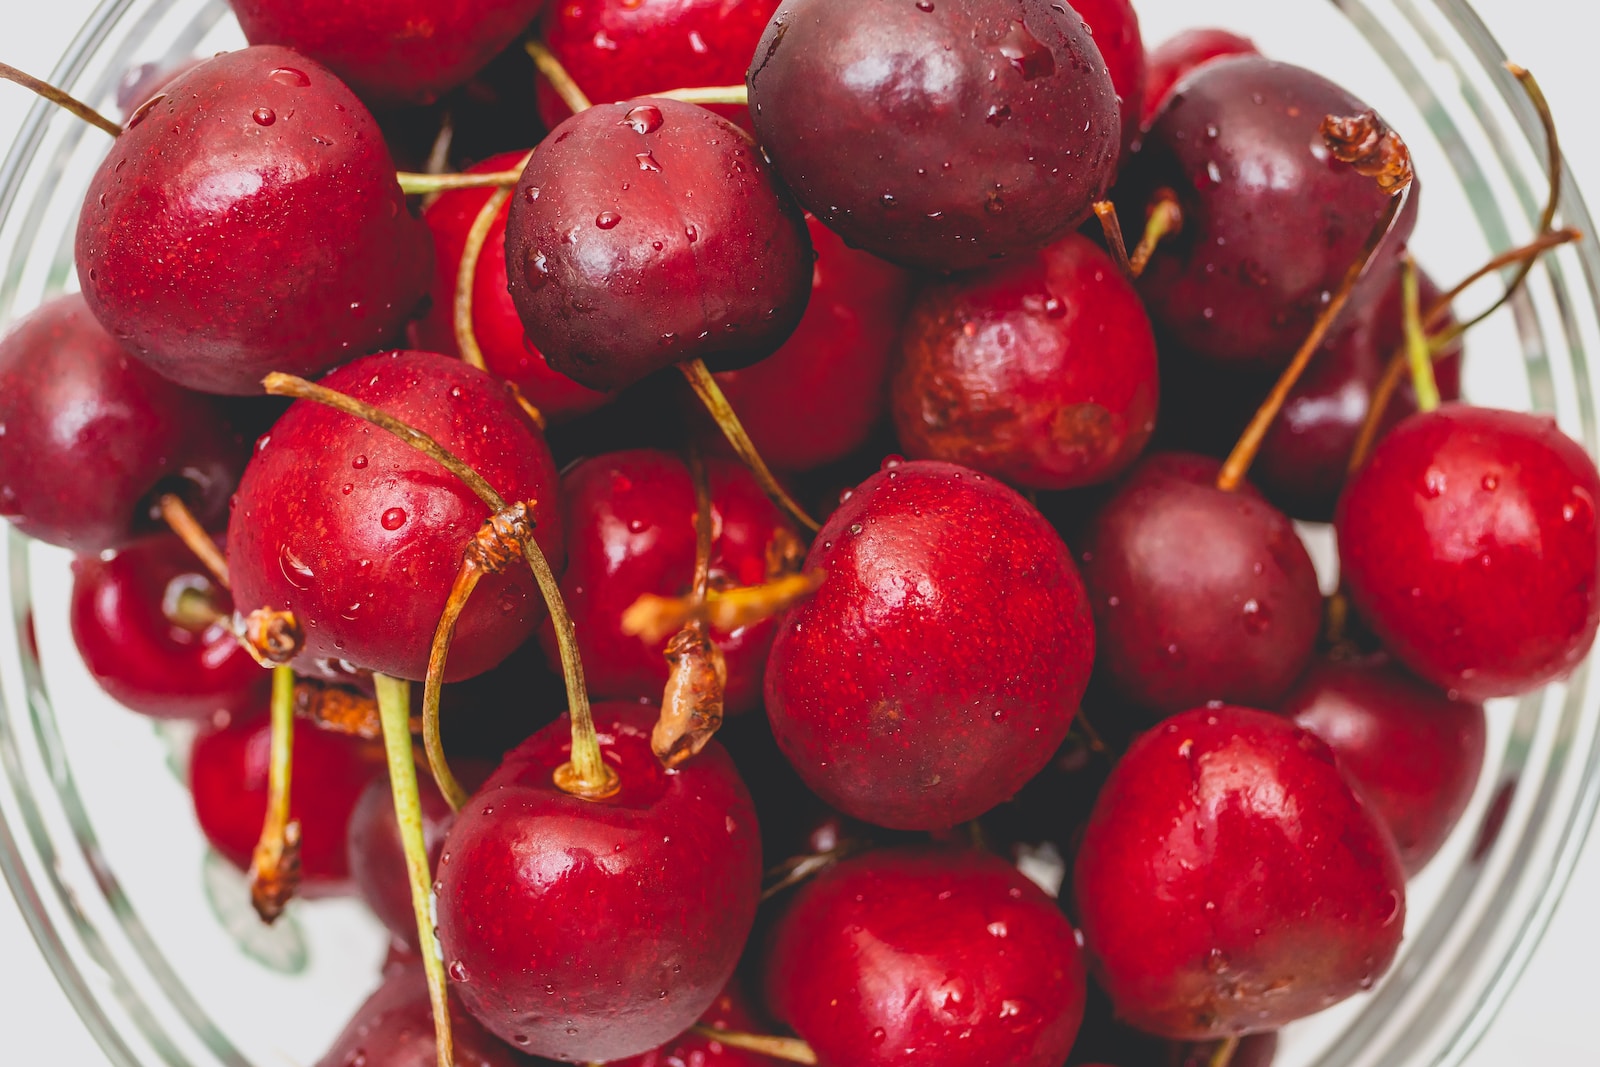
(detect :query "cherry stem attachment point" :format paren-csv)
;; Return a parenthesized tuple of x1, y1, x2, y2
(652, 85, 750, 106)
(526, 40, 593, 114)
(1400, 257, 1441, 413)
(158, 493, 230, 588)
(397, 168, 523, 195)
(249, 665, 300, 924)
(690, 1028, 818, 1065)
(0, 61, 121, 137)
(374, 674, 456, 1067)
(1092, 200, 1135, 281)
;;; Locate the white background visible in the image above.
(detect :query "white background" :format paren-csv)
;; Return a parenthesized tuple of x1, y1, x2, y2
(1, 0, 1598, 1063)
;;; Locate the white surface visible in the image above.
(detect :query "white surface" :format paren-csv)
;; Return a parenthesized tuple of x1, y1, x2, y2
(2, 0, 1599, 1063)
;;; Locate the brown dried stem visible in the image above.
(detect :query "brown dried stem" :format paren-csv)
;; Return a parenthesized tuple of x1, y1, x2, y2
(157, 493, 230, 588)
(240, 607, 304, 668)
(0, 61, 121, 137)
(249, 665, 301, 924)
(1092, 200, 1135, 280)
(1322, 110, 1413, 193)
(1129, 188, 1183, 278)
(690, 1028, 817, 1065)
(294, 682, 380, 740)
(623, 570, 827, 645)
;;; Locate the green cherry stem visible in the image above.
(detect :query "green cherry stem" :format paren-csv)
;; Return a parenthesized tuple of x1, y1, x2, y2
(652, 84, 749, 106)
(690, 1028, 817, 1065)
(248, 665, 300, 924)
(397, 168, 523, 195)
(1401, 257, 1441, 413)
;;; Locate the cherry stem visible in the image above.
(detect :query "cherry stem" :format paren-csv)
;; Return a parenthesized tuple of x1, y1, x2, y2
(678, 359, 821, 533)
(1092, 200, 1135, 281)
(652, 85, 750, 106)
(690, 1028, 817, 1065)
(1401, 257, 1441, 413)
(1074, 707, 1109, 756)
(397, 168, 522, 195)
(1216, 186, 1410, 493)
(525, 40, 593, 113)
(622, 570, 827, 645)
(248, 665, 300, 924)
(1209, 1035, 1241, 1067)
(294, 681, 381, 740)
(0, 61, 121, 138)
(374, 674, 456, 1067)
(168, 586, 224, 630)
(452, 148, 536, 376)
(689, 446, 713, 605)
(1130, 188, 1183, 279)
(157, 492, 230, 588)
(422, 559, 480, 813)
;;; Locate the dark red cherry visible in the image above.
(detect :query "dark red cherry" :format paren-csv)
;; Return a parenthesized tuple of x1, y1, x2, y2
(1139, 28, 1257, 126)
(0, 293, 246, 553)
(548, 450, 799, 716)
(537, 0, 781, 129)
(411, 150, 613, 422)
(505, 97, 813, 392)
(1279, 653, 1486, 875)
(747, 0, 1120, 271)
(609, 979, 781, 1067)
(767, 847, 1087, 1067)
(70, 534, 267, 721)
(891, 230, 1158, 490)
(1073, 706, 1406, 1039)
(1126, 56, 1412, 370)
(1070, 0, 1146, 157)
(435, 701, 762, 1062)
(190, 711, 384, 891)
(1336, 403, 1600, 699)
(316, 961, 544, 1067)
(347, 768, 460, 954)
(765, 459, 1095, 829)
(1074, 453, 1322, 717)
(709, 214, 913, 472)
(229, 0, 548, 105)
(76, 46, 433, 395)
(227, 350, 562, 682)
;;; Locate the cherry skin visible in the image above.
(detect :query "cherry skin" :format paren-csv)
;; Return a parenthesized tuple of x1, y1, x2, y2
(76, 46, 433, 395)
(1279, 653, 1486, 875)
(891, 230, 1159, 490)
(411, 150, 613, 423)
(764, 459, 1095, 830)
(227, 350, 563, 683)
(505, 97, 813, 392)
(709, 214, 913, 472)
(190, 711, 384, 892)
(347, 767, 465, 954)
(748, 0, 1119, 272)
(608, 979, 781, 1067)
(766, 847, 1088, 1067)
(1069, 0, 1146, 157)
(1074, 453, 1322, 717)
(548, 450, 800, 716)
(1073, 706, 1407, 1040)
(70, 534, 267, 721)
(435, 700, 762, 1062)
(1139, 28, 1258, 126)
(1336, 403, 1600, 699)
(229, 0, 549, 105)
(0, 293, 246, 553)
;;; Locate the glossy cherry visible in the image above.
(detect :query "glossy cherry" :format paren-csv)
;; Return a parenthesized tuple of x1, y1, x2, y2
(1336, 403, 1600, 699)
(764, 459, 1095, 830)
(227, 350, 563, 682)
(70, 534, 267, 721)
(747, 0, 1120, 271)
(891, 230, 1159, 490)
(505, 96, 813, 392)
(766, 846, 1087, 1067)
(347, 767, 468, 953)
(1140, 28, 1258, 125)
(76, 46, 433, 395)
(1070, 0, 1146, 156)
(435, 701, 762, 1062)
(1073, 706, 1407, 1039)
(609, 979, 781, 1067)
(0, 293, 245, 553)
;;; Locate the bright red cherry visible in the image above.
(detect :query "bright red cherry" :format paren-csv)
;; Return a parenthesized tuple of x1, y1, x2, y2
(347, 769, 460, 954)
(609, 979, 781, 1067)
(1140, 28, 1258, 126)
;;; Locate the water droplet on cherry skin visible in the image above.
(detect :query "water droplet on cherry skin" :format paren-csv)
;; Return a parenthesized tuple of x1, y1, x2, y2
(352, 454, 368, 470)
(381, 507, 407, 531)
(448, 960, 469, 982)
(596, 211, 623, 229)
(622, 104, 664, 134)
(251, 107, 275, 126)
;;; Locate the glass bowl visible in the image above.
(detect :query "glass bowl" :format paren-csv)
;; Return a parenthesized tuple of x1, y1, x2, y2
(2, 0, 1598, 1064)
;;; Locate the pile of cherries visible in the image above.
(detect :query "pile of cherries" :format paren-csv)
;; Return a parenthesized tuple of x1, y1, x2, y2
(2, 1, 1596, 1066)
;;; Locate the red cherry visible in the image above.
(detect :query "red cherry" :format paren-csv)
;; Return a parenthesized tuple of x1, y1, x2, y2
(766, 847, 1087, 1067)
(1336, 403, 1600, 699)
(1140, 28, 1258, 126)
(1070, 0, 1147, 157)
(347, 770, 459, 954)
(435, 701, 761, 1062)
(1074, 706, 1406, 1039)
(765, 459, 1095, 829)
(609, 979, 782, 1067)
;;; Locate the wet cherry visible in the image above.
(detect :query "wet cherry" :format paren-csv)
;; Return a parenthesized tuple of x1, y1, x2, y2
(1070, 0, 1147, 157)
(608, 978, 782, 1067)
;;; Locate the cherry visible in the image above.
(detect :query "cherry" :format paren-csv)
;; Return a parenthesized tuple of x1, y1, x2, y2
(348, 767, 467, 954)
(76, 46, 433, 395)
(609, 978, 781, 1067)
(537, 0, 781, 129)
(766, 846, 1088, 1067)
(891, 230, 1159, 490)
(435, 700, 761, 1061)
(228, 350, 563, 682)
(1073, 452, 1322, 717)
(1336, 403, 1600, 699)
(229, 0, 549, 105)
(747, 0, 1121, 271)
(316, 961, 545, 1067)
(505, 96, 813, 392)
(190, 710, 384, 892)
(1073, 706, 1406, 1040)
(70, 534, 266, 721)
(709, 214, 913, 472)
(764, 459, 1095, 830)
(1278, 653, 1486, 875)
(1139, 28, 1258, 126)
(549, 449, 799, 716)
(0, 293, 246, 553)
(1070, 0, 1146, 157)
(411, 150, 614, 422)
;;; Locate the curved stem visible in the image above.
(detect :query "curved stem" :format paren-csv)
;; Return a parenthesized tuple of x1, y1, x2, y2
(454, 185, 512, 372)
(678, 360, 821, 533)
(691, 1028, 817, 1065)
(525, 40, 593, 114)
(374, 674, 456, 1067)
(422, 560, 480, 813)
(652, 85, 750, 106)
(622, 570, 826, 645)
(1400, 257, 1440, 413)
(1129, 188, 1183, 279)
(398, 168, 522, 195)
(1208, 1035, 1241, 1067)
(1092, 200, 1134, 281)
(0, 61, 121, 137)
(158, 493, 230, 588)
(249, 666, 300, 924)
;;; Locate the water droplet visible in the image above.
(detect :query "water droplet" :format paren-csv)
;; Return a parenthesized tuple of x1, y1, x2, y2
(635, 151, 662, 173)
(1206, 948, 1230, 974)
(269, 67, 310, 87)
(685, 223, 699, 243)
(523, 186, 541, 203)
(596, 210, 622, 229)
(381, 507, 408, 531)
(1241, 598, 1269, 634)
(278, 545, 315, 590)
(448, 960, 469, 982)
(341, 483, 354, 495)
(985, 103, 1012, 126)
(353, 455, 368, 470)
(997, 20, 1055, 80)
(849, 523, 863, 534)
(871, 1027, 887, 1043)
(1482, 473, 1499, 491)
(621, 104, 663, 134)
(1422, 467, 1447, 497)
(565, 1028, 579, 1037)
(251, 107, 275, 126)
(1042, 295, 1066, 317)
(986, 921, 1008, 938)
